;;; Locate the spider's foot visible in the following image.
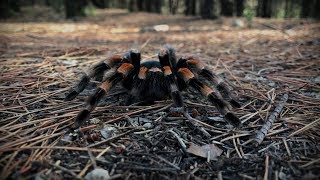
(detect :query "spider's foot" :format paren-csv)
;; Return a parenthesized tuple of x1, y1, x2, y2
(64, 90, 79, 101)
(229, 99, 241, 108)
(225, 112, 241, 127)
(74, 109, 90, 128)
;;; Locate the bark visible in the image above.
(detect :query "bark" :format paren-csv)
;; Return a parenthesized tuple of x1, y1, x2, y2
(254, 93, 288, 144)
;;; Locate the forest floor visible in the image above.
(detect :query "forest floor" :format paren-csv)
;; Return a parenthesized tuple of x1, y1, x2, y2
(0, 7, 320, 180)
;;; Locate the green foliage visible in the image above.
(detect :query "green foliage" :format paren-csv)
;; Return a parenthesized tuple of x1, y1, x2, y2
(285, 0, 301, 18)
(243, 5, 255, 27)
(274, 9, 285, 19)
(84, 2, 97, 16)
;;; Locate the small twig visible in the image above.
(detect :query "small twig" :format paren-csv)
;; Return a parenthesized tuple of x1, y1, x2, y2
(238, 173, 255, 180)
(183, 111, 225, 133)
(300, 158, 320, 168)
(263, 154, 269, 180)
(232, 135, 242, 158)
(282, 138, 291, 157)
(140, 37, 152, 50)
(258, 142, 282, 153)
(48, 161, 80, 179)
(0, 146, 108, 153)
(87, 148, 97, 169)
(220, 133, 251, 142)
(88, 129, 136, 148)
(156, 155, 180, 170)
(288, 118, 320, 138)
(78, 147, 110, 178)
(168, 129, 187, 152)
(217, 171, 223, 180)
(105, 104, 166, 124)
(183, 111, 211, 138)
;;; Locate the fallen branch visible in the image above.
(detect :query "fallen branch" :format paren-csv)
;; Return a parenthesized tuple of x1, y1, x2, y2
(254, 93, 289, 144)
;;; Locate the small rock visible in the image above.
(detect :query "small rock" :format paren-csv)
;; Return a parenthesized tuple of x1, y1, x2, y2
(153, 24, 169, 32)
(244, 74, 256, 80)
(100, 126, 117, 139)
(279, 171, 286, 180)
(143, 122, 153, 129)
(257, 76, 266, 81)
(85, 168, 110, 180)
(232, 19, 244, 27)
(90, 118, 100, 124)
(129, 117, 152, 126)
(268, 81, 276, 87)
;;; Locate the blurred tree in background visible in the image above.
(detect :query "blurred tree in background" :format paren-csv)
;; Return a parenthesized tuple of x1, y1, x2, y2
(200, 0, 218, 19)
(0, 0, 319, 20)
(184, 0, 196, 16)
(64, 0, 88, 18)
(91, 0, 109, 8)
(0, 0, 20, 19)
(128, 0, 162, 13)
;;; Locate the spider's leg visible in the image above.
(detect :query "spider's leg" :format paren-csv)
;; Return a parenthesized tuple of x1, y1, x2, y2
(177, 67, 241, 127)
(163, 66, 184, 108)
(65, 49, 141, 101)
(123, 66, 148, 105)
(74, 63, 134, 128)
(158, 45, 184, 108)
(64, 55, 123, 101)
(177, 57, 241, 108)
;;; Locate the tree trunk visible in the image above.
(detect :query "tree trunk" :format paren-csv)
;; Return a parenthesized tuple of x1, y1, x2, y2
(236, 0, 244, 16)
(185, 0, 196, 15)
(9, 0, 20, 12)
(0, 0, 10, 19)
(117, 0, 126, 9)
(0, 0, 21, 19)
(314, 0, 320, 19)
(201, 0, 218, 19)
(91, 0, 108, 8)
(65, 0, 88, 19)
(145, 0, 152, 12)
(128, 0, 136, 12)
(220, 0, 233, 16)
(257, 0, 271, 17)
(169, 0, 179, 15)
(137, 0, 144, 11)
(301, 0, 315, 18)
(154, 0, 162, 13)
(270, 0, 286, 18)
(300, 0, 319, 19)
(46, 0, 63, 12)
(285, 0, 301, 18)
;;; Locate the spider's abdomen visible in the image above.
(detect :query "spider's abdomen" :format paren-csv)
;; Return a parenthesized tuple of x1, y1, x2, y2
(129, 60, 170, 103)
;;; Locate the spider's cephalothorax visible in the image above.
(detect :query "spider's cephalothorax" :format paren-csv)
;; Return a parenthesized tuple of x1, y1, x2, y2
(65, 46, 241, 128)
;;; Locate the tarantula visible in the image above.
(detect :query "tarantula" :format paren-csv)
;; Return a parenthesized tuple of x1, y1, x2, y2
(65, 45, 241, 128)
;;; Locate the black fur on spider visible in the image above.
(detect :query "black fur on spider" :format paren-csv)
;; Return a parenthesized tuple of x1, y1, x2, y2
(65, 45, 242, 128)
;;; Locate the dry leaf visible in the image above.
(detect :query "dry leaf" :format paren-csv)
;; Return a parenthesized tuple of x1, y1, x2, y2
(187, 143, 223, 160)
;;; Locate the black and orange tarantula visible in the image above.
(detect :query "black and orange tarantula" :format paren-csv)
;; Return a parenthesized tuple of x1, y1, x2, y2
(65, 45, 241, 128)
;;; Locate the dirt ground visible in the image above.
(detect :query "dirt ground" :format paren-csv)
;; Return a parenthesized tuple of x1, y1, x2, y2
(0, 8, 320, 180)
